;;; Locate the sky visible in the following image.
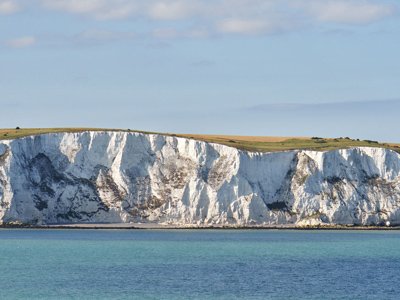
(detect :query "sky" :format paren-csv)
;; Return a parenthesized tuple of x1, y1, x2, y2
(1, 0, 399, 142)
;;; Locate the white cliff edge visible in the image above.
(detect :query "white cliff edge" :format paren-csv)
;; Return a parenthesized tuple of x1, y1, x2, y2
(0, 131, 399, 227)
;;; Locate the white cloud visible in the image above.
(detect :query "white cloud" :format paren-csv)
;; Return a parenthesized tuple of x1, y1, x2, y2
(40, 0, 137, 20)
(148, 1, 201, 20)
(217, 19, 273, 35)
(0, 0, 19, 14)
(304, 0, 396, 24)
(5, 36, 36, 48)
(40, 0, 201, 20)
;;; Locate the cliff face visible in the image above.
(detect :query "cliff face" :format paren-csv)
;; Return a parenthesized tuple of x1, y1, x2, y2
(0, 132, 399, 226)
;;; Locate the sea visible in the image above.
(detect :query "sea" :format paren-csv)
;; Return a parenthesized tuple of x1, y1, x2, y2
(0, 229, 399, 299)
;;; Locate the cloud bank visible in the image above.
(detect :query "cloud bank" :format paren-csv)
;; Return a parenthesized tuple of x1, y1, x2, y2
(1, 0, 398, 48)
(3, 1, 397, 37)
(305, 1, 395, 24)
(36, 0, 397, 25)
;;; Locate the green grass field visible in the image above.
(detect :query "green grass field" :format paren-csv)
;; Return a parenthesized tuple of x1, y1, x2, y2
(1, 128, 399, 153)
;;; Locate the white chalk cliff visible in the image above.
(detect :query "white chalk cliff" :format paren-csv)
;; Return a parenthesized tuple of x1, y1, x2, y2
(0, 131, 400, 226)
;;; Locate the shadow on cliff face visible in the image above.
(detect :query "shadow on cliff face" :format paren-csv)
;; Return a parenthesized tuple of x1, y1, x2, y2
(3, 135, 120, 225)
(0, 144, 10, 213)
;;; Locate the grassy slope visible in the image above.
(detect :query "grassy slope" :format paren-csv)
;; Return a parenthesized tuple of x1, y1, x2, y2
(1, 128, 399, 153)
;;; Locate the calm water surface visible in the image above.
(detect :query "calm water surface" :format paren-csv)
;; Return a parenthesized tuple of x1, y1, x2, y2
(0, 229, 399, 299)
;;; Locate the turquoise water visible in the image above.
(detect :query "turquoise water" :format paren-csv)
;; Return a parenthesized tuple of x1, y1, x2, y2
(1, 230, 400, 299)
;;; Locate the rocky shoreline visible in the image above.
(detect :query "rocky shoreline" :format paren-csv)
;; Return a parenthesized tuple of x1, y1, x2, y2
(1, 222, 399, 230)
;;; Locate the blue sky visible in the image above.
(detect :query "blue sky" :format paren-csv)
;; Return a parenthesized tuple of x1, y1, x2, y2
(1, 0, 399, 141)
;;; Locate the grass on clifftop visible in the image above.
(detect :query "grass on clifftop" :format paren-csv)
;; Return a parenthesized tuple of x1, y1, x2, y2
(176, 134, 400, 153)
(1, 128, 399, 153)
